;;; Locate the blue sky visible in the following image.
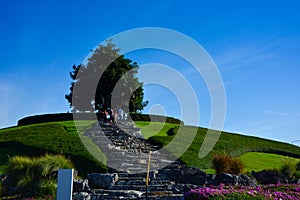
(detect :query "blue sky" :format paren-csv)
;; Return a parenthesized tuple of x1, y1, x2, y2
(0, 0, 300, 144)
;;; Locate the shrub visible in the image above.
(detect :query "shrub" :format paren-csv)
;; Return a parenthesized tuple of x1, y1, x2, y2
(213, 154, 244, 175)
(3, 154, 74, 198)
(38, 154, 74, 178)
(212, 154, 229, 174)
(38, 179, 57, 197)
(294, 171, 300, 179)
(280, 157, 296, 179)
(166, 127, 179, 136)
(296, 161, 300, 171)
(229, 158, 245, 175)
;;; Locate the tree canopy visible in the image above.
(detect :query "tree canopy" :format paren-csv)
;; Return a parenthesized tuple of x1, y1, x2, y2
(65, 41, 148, 113)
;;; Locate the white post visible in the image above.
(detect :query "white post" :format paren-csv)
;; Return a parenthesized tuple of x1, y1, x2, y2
(56, 169, 73, 200)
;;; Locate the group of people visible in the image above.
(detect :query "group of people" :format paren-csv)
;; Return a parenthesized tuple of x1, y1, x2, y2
(101, 108, 127, 125)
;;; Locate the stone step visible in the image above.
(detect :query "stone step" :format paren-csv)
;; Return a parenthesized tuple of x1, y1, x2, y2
(125, 167, 150, 172)
(91, 189, 144, 199)
(108, 154, 150, 158)
(108, 157, 171, 162)
(149, 180, 174, 185)
(141, 194, 184, 200)
(118, 172, 160, 178)
(90, 195, 185, 200)
(106, 162, 159, 169)
(115, 180, 174, 186)
(83, 193, 184, 200)
(115, 181, 146, 186)
(107, 185, 173, 191)
(118, 173, 147, 177)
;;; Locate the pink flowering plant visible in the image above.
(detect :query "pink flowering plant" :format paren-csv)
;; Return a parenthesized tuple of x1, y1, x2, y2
(185, 183, 300, 200)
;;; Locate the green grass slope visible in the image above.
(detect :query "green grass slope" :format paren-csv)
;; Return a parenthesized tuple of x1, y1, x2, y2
(1, 119, 300, 175)
(142, 122, 300, 170)
(134, 121, 179, 139)
(0, 121, 106, 176)
(239, 152, 300, 172)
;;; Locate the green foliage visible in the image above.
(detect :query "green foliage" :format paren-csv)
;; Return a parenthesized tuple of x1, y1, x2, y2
(38, 154, 74, 177)
(38, 179, 57, 197)
(65, 40, 148, 113)
(212, 154, 244, 175)
(294, 171, 300, 179)
(166, 127, 178, 136)
(296, 161, 300, 179)
(296, 160, 300, 171)
(4, 154, 73, 197)
(280, 157, 297, 179)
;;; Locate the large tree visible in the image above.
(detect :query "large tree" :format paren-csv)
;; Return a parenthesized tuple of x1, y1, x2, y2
(65, 41, 148, 113)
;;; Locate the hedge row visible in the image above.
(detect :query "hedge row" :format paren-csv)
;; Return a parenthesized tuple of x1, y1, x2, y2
(17, 113, 183, 126)
(17, 113, 92, 126)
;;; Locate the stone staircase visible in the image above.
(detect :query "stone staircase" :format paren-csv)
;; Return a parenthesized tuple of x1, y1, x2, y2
(84, 120, 177, 174)
(77, 120, 197, 199)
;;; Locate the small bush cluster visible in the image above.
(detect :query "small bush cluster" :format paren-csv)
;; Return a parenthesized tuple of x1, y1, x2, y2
(212, 154, 244, 175)
(296, 161, 300, 171)
(2, 154, 74, 198)
(185, 183, 300, 200)
(279, 158, 300, 180)
(166, 127, 179, 136)
(295, 161, 300, 179)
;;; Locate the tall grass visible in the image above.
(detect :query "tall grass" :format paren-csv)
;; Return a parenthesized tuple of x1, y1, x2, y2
(280, 157, 298, 179)
(296, 161, 300, 171)
(3, 154, 73, 198)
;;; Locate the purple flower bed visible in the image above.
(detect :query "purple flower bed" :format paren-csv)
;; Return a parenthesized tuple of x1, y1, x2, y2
(185, 183, 300, 200)
(24, 195, 54, 200)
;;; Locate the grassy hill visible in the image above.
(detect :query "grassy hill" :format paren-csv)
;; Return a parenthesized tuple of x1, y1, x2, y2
(135, 122, 300, 171)
(0, 116, 299, 176)
(0, 120, 106, 176)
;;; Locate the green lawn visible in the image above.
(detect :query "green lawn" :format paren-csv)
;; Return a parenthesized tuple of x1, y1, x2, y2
(239, 152, 300, 172)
